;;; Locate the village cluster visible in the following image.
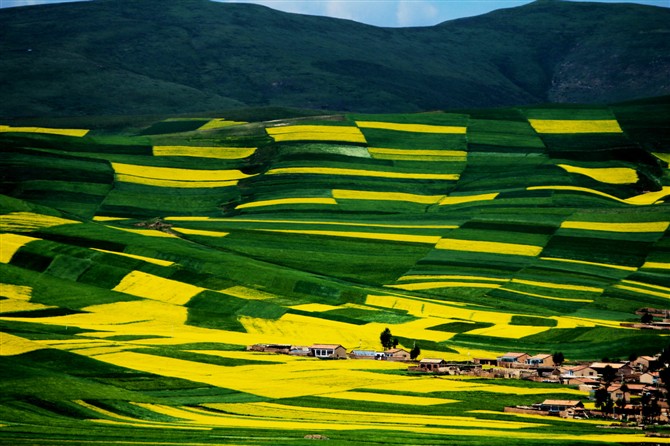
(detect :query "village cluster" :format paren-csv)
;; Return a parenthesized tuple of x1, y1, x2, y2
(248, 342, 670, 424)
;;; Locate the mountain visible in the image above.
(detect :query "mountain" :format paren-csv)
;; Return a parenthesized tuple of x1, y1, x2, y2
(0, 0, 668, 117)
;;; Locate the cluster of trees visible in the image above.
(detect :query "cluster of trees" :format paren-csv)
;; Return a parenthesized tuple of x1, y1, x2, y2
(379, 328, 420, 360)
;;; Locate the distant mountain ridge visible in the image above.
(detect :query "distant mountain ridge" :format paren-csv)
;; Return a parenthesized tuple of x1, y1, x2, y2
(0, 0, 668, 117)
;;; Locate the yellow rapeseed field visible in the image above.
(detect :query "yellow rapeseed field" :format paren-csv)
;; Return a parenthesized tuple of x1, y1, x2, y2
(112, 162, 253, 183)
(0, 299, 52, 313)
(186, 217, 458, 229)
(439, 193, 499, 206)
(235, 197, 337, 209)
(558, 164, 638, 184)
(332, 189, 444, 204)
(266, 166, 459, 180)
(0, 212, 79, 232)
(153, 145, 256, 159)
(527, 185, 670, 206)
(197, 118, 247, 130)
(560, 221, 669, 233)
(391, 282, 504, 291)
(266, 125, 367, 143)
(318, 391, 457, 406)
(527, 119, 623, 134)
(435, 238, 542, 256)
(511, 278, 603, 293)
(172, 228, 230, 237)
(540, 257, 637, 272)
(0, 233, 40, 263)
(642, 261, 670, 270)
(356, 121, 467, 134)
(92, 216, 130, 222)
(221, 286, 276, 300)
(398, 274, 508, 283)
(368, 147, 467, 161)
(0, 333, 46, 356)
(290, 303, 342, 312)
(91, 248, 175, 266)
(0, 125, 89, 137)
(113, 271, 205, 305)
(0, 283, 32, 300)
(253, 228, 442, 244)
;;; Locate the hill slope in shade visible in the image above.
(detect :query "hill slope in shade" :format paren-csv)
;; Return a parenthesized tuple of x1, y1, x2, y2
(1, 99, 670, 443)
(0, 0, 669, 117)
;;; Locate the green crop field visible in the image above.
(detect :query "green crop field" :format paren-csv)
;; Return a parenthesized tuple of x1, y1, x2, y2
(1, 98, 670, 445)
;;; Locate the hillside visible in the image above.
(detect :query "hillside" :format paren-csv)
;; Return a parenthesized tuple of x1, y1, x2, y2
(0, 0, 669, 117)
(1, 99, 670, 443)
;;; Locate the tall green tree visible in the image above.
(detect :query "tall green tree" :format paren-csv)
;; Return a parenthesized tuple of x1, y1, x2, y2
(552, 352, 565, 366)
(380, 327, 393, 350)
(410, 343, 421, 360)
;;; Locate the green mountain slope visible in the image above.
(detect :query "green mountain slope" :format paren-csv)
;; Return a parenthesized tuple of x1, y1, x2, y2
(0, 0, 668, 117)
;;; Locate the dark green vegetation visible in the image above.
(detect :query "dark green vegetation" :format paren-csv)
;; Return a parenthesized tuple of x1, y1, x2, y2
(1, 97, 669, 444)
(1, 0, 670, 117)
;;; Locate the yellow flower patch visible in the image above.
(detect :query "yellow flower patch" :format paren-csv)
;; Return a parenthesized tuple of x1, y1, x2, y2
(642, 262, 670, 270)
(511, 278, 603, 293)
(0, 212, 79, 232)
(267, 167, 459, 180)
(0, 233, 39, 263)
(439, 193, 499, 206)
(221, 286, 276, 300)
(266, 125, 366, 143)
(540, 257, 637, 272)
(356, 121, 467, 134)
(528, 119, 623, 133)
(0, 283, 32, 300)
(108, 227, 177, 238)
(527, 185, 670, 206)
(92, 248, 175, 266)
(398, 275, 508, 283)
(290, 303, 341, 312)
(500, 288, 594, 303)
(187, 217, 458, 230)
(254, 228, 441, 244)
(0, 125, 89, 137)
(197, 118, 247, 130)
(92, 216, 130, 222)
(112, 162, 254, 186)
(113, 271, 205, 305)
(236, 197, 337, 210)
(172, 228, 229, 237)
(0, 333, 46, 356)
(435, 238, 543, 256)
(557, 164, 638, 184)
(321, 391, 457, 406)
(332, 189, 444, 204)
(390, 282, 504, 291)
(153, 145, 256, 159)
(560, 221, 668, 233)
(368, 147, 467, 161)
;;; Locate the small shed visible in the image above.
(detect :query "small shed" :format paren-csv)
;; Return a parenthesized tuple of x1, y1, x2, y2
(309, 344, 347, 359)
(349, 350, 382, 359)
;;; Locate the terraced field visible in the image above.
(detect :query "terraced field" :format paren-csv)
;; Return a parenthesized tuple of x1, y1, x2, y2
(1, 100, 669, 444)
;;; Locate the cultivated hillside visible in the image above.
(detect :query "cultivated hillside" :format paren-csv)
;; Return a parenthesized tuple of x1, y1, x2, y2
(0, 0, 668, 117)
(1, 99, 670, 443)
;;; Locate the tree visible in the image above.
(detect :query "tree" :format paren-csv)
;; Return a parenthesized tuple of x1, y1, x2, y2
(392, 337, 399, 348)
(601, 365, 617, 386)
(410, 343, 421, 360)
(380, 328, 394, 350)
(552, 351, 565, 366)
(641, 311, 654, 324)
(595, 387, 613, 418)
(658, 367, 670, 394)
